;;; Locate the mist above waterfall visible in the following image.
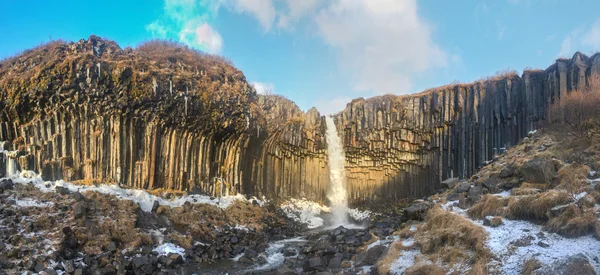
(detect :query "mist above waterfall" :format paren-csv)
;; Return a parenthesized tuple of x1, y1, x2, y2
(325, 116, 349, 227)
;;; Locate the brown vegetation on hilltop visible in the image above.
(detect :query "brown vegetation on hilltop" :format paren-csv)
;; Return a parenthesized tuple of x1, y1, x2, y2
(548, 75, 600, 138)
(521, 258, 542, 275)
(0, 35, 254, 134)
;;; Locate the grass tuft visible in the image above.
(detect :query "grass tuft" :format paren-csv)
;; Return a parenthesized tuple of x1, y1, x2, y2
(467, 195, 508, 219)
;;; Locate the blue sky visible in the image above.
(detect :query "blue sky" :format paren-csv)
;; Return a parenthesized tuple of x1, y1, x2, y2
(2, 0, 600, 114)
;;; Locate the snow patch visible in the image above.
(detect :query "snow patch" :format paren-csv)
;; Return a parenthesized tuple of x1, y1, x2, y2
(389, 249, 420, 274)
(153, 243, 185, 258)
(13, 197, 54, 208)
(7, 170, 248, 212)
(280, 198, 330, 228)
(348, 208, 372, 221)
(494, 190, 511, 198)
(481, 218, 600, 274)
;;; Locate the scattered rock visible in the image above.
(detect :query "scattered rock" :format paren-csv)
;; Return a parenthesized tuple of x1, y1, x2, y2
(537, 241, 550, 248)
(446, 192, 460, 201)
(533, 253, 596, 275)
(151, 200, 159, 212)
(512, 235, 535, 247)
(72, 192, 85, 201)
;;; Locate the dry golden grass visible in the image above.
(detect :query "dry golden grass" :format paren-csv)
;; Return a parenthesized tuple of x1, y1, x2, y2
(405, 263, 446, 275)
(415, 207, 491, 274)
(556, 164, 591, 193)
(592, 191, 600, 204)
(168, 232, 194, 249)
(546, 205, 597, 237)
(520, 183, 550, 191)
(467, 195, 508, 219)
(505, 190, 572, 221)
(511, 187, 542, 196)
(521, 258, 542, 275)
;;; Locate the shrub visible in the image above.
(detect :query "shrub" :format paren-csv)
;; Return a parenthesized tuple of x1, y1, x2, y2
(556, 164, 591, 194)
(548, 75, 600, 138)
(506, 190, 572, 221)
(521, 258, 542, 275)
(405, 263, 446, 275)
(467, 195, 508, 219)
(546, 205, 597, 237)
(415, 207, 491, 273)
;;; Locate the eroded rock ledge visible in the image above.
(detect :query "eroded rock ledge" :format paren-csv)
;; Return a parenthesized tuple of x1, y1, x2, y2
(1, 36, 599, 203)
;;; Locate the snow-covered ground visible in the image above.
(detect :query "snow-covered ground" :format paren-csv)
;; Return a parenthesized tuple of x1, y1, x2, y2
(4, 170, 256, 212)
(443, 199, 600, 274)
(11, 196, 54, 208)
(279, 198, 372, 229)
(280, 198, 331, 228)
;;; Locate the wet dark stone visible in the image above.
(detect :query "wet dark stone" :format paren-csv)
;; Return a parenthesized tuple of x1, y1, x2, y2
(56, 186, 71, 195)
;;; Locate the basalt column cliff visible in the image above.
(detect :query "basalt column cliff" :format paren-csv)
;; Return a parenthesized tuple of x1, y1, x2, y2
(1, 36, 599, 203)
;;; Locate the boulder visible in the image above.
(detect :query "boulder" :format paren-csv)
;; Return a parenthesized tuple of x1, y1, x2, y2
(446, 192, 460, 201)
(73, 203, 87, 219)
(533, 253, 596, 275)
(404, 201, 432, 221)
(456, 182, 471, 193)
(499, 165, 515, 178)
(327, 256, 342, 268)
(303, 257, 325, 271)
(356, 245, 385, 266)
(0, 179, 14, 191)
(56, 186, 71, 195)
(482, 176, 501, 193)
(520, 158, 556, 183)
(441, 178, 458, 189)
(468, 185, 483, 204)
(275, 265, 295, 275)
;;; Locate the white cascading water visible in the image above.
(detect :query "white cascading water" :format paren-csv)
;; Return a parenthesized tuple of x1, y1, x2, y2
(325, 116, 349, 227)
(0, 141, 19, 177)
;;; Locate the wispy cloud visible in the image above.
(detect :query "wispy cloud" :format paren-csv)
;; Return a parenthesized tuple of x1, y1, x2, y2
(146, 0, 223, 53)
(148, 0, 450, 113)
(559, 19, 600, 57)
(251, 82, 274, 94)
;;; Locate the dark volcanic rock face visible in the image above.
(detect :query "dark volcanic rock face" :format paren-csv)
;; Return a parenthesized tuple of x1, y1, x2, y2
(1, 35, 600, 203)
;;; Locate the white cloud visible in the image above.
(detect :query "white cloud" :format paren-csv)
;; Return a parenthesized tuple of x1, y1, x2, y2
(251, 82, 275, 94)
(146, 0, 223, 53)
(313, 0, 447, 95)
(559, 19, 600, 57)
(314, 96, 352, 116)
(179, 21, 223, 54)
(149, 0, 449, 108)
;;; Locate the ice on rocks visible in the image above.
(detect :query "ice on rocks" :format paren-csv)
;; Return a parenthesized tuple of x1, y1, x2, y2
(13, 197, 54, 208)
(280, 198, 330, 228)
(348, 208, 372, 221)
(153, 243, 185, 258)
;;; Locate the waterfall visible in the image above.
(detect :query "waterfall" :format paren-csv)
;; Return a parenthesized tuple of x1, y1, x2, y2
(0, 142, 19, 178)
(325, 116, 349, 226)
